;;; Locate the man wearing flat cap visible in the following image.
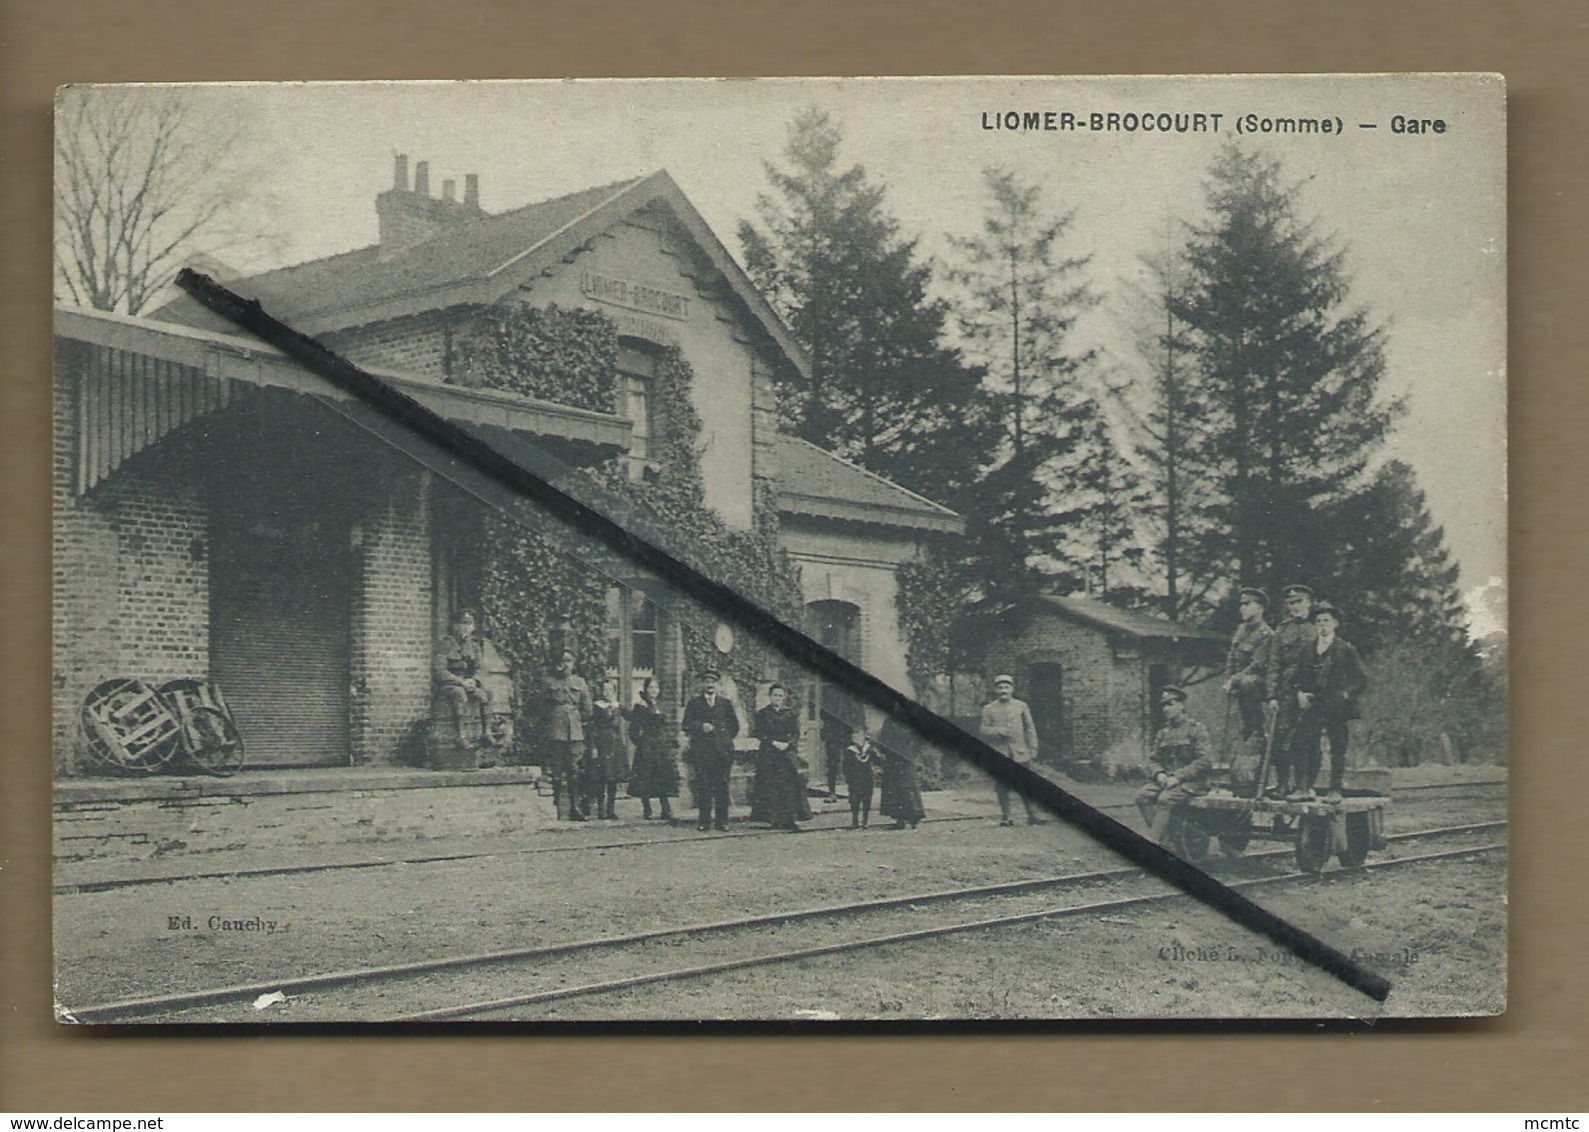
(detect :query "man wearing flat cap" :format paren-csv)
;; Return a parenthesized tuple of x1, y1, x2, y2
(1136, 684, 1213, 839)
(979, 673, 1047, 826)
(1224, 587, 1274, 747)
(1264, 583, 1319, 799)
(1294, 601, 1370, 804)
(683, 668, 741, 832)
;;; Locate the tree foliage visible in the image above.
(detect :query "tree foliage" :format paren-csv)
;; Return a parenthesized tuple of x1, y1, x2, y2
(1169, 144, 1403, 599)
(1113, 243, 1227, 621)
(737, 109, 993, 510)
(1319, 459, 1470, 652)
(55, 87, 258, 315)
(946, 167, 1098, 464)
(945, 166, 1150, 600)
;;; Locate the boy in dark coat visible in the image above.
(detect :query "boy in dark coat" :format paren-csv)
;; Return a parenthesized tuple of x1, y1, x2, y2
(841, 727, 878, 829)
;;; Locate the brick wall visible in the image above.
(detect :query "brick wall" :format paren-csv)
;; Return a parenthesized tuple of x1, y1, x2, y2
(54, 378, 210, 774)
(981, 613, 1139, 769)
(325, 310, 459, 382)
(350, 470, 434, 763)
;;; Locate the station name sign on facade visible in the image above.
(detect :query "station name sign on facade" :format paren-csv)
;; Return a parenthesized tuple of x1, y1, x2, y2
(580, 270, 692, 322)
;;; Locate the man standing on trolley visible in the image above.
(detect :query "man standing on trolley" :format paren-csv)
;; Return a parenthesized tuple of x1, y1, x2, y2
(1265, 583, 1319, 800)
(1223, 586, 1274, 787)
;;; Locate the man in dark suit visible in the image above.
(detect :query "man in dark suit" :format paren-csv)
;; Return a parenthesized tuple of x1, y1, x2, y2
(683, 669, 741, 832)
(1295, 601, 1370, 804)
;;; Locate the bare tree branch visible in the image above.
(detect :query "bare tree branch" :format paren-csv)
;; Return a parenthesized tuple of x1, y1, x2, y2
(55, 87, 258, 314)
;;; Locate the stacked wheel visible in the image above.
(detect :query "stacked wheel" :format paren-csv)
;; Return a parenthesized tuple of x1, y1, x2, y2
(158, 679, 246, 777)
(80, 679, 183, 774)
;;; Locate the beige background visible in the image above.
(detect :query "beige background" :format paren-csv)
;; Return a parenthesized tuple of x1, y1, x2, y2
(2, 0, 1580, 1111)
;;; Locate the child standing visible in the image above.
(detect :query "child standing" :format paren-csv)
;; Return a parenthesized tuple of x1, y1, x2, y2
(842, 729, 878, 829)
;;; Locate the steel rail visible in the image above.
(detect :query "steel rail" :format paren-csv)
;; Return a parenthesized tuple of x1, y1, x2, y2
(399, 840, 1509, 1022)
(63, 819, 1505, 1023)
(57, 780, 1508, 896)
(53, 813, 984, 895)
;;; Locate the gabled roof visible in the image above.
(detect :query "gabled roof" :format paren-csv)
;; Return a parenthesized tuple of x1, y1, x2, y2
(1034, 594, 1225, 643)
(155, 171, 810, 384)
(775, 435, 963, 535)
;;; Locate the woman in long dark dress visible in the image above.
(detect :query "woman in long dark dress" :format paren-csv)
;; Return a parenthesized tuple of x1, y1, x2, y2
(756, 683, 809, 832)
(626, 676, 676, 820)
(877, 717, 926, 830)
(588, 677, 630, 820)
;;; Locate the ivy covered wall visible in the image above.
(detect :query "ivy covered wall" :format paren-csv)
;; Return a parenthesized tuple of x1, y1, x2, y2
(453, 301, 805, 754)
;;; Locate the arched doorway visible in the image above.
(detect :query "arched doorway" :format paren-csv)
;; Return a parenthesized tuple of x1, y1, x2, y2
(806, 599, 862, 792)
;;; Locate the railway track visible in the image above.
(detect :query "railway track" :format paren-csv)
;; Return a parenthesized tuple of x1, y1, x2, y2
(56, 777, 1506, 896)
(64, 818, 1506, 1024)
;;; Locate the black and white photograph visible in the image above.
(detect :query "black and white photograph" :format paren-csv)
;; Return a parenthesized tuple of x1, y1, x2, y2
(51, 75, 1506, 1023)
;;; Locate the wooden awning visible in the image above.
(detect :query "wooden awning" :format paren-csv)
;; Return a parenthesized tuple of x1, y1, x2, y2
(55, 306, 632, 496)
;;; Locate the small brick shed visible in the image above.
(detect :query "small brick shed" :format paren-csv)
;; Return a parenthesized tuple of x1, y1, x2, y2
(977, 594, 1226, 773)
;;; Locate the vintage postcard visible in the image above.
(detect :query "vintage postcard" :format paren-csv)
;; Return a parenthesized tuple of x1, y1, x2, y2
(52, 75, 1506, 1022)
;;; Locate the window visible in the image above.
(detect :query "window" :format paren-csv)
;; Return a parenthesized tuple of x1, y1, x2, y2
(604, 582, 663, 704)
(618, 342, 658, 471)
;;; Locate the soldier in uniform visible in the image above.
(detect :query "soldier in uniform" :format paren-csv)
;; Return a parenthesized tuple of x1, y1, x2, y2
(1135, 685, 1214, 840)
(543, 649, 592, 821)
(1224, 587, 1274, 743)
(682, 669, 741, 832)
(1264, 583, 1319, 799)
(978, 673, 1048, 827)
(433, 609, 492, 748)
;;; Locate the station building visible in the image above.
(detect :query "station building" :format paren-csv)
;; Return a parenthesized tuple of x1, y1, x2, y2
(974, 594, 1226, 774)
(52, 161, 961, 776)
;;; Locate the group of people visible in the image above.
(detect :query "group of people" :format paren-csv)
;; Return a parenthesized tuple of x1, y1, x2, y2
(533, 657, 930, 834)
(1135, 583, 1372, 836)
(542, 649, 680, 822)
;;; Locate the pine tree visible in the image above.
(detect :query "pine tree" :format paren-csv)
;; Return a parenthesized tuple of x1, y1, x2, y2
(1114, 241, 1226, 621)
(946, 167, 1098, 465)
(738, 109, 990, 509)
(1054, 401, 1153, 605)
(1172, 144, 1402, 598)
(1320, 459, 1470, 652)
(945, 165, 1133, 592)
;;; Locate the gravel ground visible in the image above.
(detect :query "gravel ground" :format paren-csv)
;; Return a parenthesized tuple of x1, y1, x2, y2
(53, 776, 1506, 1022)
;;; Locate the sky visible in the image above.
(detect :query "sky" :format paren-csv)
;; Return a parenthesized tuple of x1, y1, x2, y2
(86, 76, 1507, 634)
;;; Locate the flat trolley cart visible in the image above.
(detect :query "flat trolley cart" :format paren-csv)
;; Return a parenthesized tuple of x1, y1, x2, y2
(1162, 789, 1390, 874)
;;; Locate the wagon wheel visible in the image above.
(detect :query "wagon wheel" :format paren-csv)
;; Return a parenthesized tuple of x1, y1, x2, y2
(80, 678, 183, 774)
(1338, 811, 1372, 868)
(1164, 813, 1211, 864)
(1294, 815, 1333, 874)
(1218, 830, 1251, 856)
(184, 706, 246, 777)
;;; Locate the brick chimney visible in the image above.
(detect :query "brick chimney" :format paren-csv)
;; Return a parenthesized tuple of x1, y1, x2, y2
(375, 154, 486, 258)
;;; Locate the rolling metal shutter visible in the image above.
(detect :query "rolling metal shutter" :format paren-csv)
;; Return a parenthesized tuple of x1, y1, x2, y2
(211, 506, 351, 768)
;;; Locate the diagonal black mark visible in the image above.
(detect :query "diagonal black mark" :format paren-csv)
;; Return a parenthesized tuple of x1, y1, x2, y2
(175, 268, 1392, 1003)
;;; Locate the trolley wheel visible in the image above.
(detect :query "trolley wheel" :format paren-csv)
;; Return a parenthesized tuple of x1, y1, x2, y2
(1164, 813, 1211, 864)
(184, 706, 246, 777)
(1218, 831, 1251, 856)
(1338, 811, 1372, 867)
(1294, 815, 1333, 874)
